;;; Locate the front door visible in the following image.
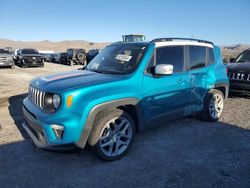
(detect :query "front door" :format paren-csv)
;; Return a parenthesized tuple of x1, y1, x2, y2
(142, 45, 191, 127)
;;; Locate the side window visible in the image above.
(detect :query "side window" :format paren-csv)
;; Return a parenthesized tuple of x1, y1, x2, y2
(156, 46, 184, 73)
(189, 46, 206, 69)
(207, 47, 215, 65)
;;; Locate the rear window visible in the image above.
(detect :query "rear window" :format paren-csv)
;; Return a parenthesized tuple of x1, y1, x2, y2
(207, 47, 215, 65)
(189, 46, 206, 69)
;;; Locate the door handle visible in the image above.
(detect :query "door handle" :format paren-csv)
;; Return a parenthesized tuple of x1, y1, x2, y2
(177, 78, 184, 84)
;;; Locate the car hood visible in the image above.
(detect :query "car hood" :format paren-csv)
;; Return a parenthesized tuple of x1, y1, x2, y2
(30, 70, 125, 92)
(0, 54, 13, 57)
(227, 62, 250, 73)
(22, 54, 43, 57)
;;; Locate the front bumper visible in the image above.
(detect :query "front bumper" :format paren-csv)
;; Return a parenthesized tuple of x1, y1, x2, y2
(22, 97, 85, 148)
(22, 106, 49, 148)
(0, 60, 14, 67)
(229, 82, 250, 94)
(23, 60, 44, 67)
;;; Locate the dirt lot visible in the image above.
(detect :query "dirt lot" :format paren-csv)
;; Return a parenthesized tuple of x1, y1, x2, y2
(0, 63, 250, 188)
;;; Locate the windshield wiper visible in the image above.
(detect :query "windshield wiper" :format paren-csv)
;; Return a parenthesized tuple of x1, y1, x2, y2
(90, 69, 124, 75)
(89, 69, 110, 74)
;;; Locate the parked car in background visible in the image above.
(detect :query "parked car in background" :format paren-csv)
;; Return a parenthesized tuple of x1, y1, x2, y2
(39, 51, 55, 62)
(13, 49, 19, 62)
(22, 38, 229, 161)
(227, 49, 250, 95)
(86, 49, 101, 63)
(58, 52, 67, 64)
(16, 48, 44, 68)
(43, 53, 53, 62)
(0, 48, 15, 69)
(50, 53, 58, 63)
(66, 48, 87, 67)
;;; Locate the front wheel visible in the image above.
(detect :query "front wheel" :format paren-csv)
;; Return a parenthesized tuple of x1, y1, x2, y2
(198, 89, 224, 122)
(88, 109, 135, 161)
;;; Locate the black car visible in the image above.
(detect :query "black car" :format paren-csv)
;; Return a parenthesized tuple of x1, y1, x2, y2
(16, 48, 44, 68)
(86, 49, 100, 63)
(58, 53, 67, 64)
(227, 49, 250, 95)
(66, 48, 87, 67)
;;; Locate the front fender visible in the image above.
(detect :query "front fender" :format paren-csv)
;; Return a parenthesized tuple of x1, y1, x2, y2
(75, 98, 142, 148)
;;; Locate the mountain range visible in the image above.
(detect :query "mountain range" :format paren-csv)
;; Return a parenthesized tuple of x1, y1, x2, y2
(0, 38, 249, 58)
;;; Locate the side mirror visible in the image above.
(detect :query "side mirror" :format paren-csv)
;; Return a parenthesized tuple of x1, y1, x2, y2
(17, 52, 20, 55)
(229, 58, 235, 63)
(154, 64, 173, 75)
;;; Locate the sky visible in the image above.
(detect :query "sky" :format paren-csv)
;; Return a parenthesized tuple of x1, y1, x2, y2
(0, 0, 249, 45)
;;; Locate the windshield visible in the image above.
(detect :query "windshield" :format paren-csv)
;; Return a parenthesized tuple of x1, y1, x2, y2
(0, 49, 12, 54)
(22, 49, 39, 55)
(235, 50, 250, 63)
(86, 44, 147, 74)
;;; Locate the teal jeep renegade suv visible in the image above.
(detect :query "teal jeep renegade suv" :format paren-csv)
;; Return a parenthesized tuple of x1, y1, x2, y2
(22, 38, 229, 161)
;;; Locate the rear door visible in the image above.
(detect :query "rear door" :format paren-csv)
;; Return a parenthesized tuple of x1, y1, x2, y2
(188, 45, 216, 111)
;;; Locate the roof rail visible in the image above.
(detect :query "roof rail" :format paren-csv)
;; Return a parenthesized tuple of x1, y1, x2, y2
(151, 38, 213, 45)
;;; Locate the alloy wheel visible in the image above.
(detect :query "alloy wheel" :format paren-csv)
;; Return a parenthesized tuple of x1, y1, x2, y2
(209, 93, 224, 119)
(99, 117, 132, 157)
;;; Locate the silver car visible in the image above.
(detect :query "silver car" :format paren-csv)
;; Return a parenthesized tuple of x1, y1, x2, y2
(0, 49, 15, 69)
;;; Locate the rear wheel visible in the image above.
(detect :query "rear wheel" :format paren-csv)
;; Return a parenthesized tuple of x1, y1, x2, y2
(198, 89, 224, 122)
(88, 109, 135, 161)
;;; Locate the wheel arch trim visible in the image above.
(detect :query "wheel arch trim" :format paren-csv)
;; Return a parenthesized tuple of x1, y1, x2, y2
(75, 98, 144, 148)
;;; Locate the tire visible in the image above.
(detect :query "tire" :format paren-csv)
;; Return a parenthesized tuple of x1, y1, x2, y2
(76, 53, 85, 61)
(198, 89, 224, 122)
(88, 109, 135, 161)
(81, 60, 87, 69)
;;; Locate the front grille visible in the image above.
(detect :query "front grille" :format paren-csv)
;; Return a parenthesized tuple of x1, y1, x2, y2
(28, 86, 46, 109)
(228, 72, 250, 81)
(0, 57, 7, 62)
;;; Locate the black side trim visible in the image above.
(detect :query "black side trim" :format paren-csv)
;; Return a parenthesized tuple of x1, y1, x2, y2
(75, 98, 144, 148)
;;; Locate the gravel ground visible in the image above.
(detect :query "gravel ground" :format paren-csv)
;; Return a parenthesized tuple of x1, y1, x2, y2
(0, 63, 250, 188)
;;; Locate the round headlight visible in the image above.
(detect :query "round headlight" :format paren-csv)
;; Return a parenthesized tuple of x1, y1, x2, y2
(52, 94, 61, 109)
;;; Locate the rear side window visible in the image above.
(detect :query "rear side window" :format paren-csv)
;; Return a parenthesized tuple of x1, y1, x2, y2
(207, 47, 215, 65)
(156, 46, 184, 73)
(189, 46, 206, 69)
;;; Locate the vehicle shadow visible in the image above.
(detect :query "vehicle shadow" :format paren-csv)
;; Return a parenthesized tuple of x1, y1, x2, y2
(8, 93, 29, 139)
(0, 119, 250, 187)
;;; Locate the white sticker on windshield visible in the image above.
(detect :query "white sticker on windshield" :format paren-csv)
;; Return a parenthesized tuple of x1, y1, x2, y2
(116, 54, 132, 62)
(92, 63, 100, 69)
